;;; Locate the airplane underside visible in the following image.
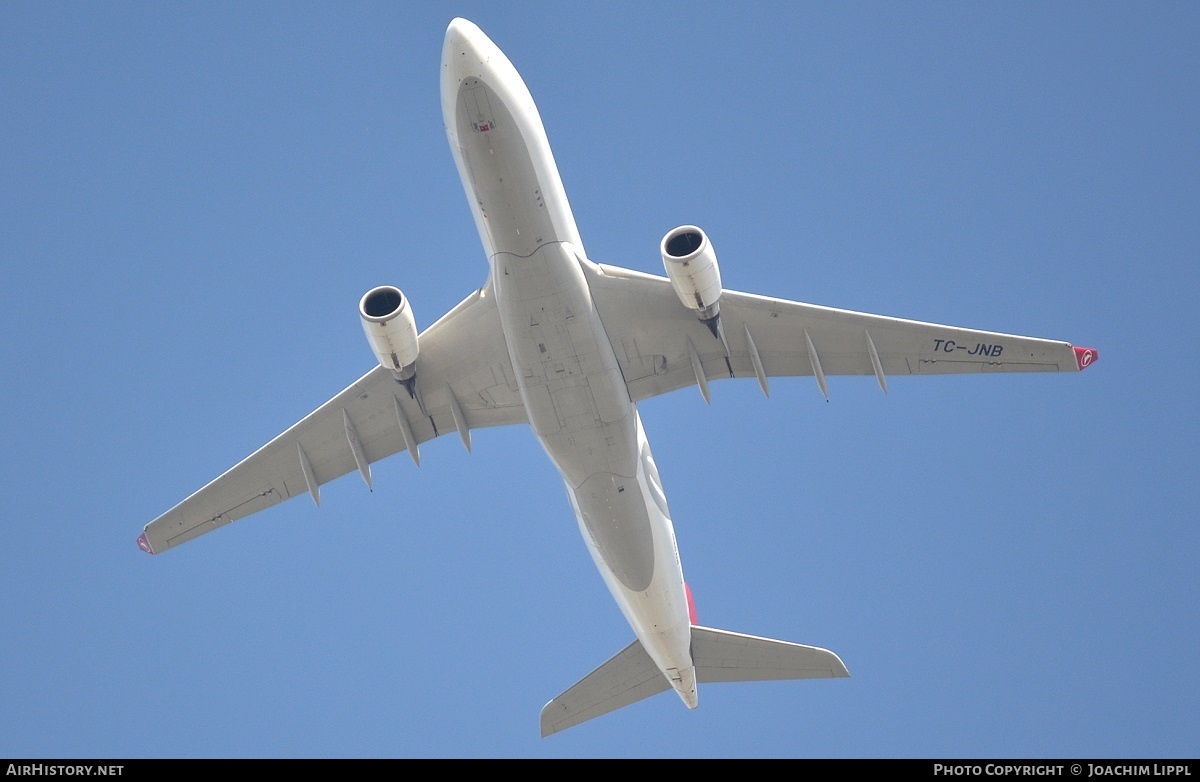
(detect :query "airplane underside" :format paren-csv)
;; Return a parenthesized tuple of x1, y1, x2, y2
(137, 17, 1095, 736)
(449, 37, 701, 714)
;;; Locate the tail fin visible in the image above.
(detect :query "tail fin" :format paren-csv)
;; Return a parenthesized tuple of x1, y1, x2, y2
(691, 626, 849, 683)
(539, 626, 848, 737)
(540, 637, 669, 737)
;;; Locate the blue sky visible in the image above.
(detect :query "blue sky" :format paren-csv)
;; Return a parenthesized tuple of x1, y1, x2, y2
(2, 1, 1197, 758)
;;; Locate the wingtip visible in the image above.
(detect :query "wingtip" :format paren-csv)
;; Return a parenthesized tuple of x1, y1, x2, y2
(539, 701, 562, 738)
(1073, 346, 1098, 371)
(136, 532, 156, 555)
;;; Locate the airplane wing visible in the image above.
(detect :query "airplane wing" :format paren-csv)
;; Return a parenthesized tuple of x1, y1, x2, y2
(586, 263, 1095, 402)
(139, 284, 525, 554)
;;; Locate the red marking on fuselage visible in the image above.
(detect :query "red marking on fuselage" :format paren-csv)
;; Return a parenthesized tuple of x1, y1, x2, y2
(685, 582, 698, 625)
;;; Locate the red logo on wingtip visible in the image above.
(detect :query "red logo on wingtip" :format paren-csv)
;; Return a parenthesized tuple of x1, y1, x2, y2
(1074, 347, 1097, 370)
(137, 532, 155, 555)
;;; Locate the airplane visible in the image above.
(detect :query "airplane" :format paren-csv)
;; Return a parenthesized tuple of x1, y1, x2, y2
(138, 18, 1097, 736)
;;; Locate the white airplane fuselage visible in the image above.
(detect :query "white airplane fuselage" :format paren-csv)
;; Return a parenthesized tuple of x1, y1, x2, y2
(441, 20, 697, 705)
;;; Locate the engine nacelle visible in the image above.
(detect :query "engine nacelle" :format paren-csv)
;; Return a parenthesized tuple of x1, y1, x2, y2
(661, 225, 722, 321)
(359, 285, 419, 382)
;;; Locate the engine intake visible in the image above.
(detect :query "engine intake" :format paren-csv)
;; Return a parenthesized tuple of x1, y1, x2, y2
(360, 285, 419, 383)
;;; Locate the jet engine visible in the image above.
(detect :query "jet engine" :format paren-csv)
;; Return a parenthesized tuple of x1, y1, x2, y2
(661, 225, 724, 338)
(359, 285, 419, 383)
(662, 225, 722, 318)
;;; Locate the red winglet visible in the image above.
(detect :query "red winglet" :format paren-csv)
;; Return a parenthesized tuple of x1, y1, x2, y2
(1073, 346, 1098, 371)
(136, 532, 156, 555)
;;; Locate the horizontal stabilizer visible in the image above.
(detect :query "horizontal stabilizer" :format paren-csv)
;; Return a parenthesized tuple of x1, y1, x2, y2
(691, 625, 849, 682)
(540, 625, 848, 736)
(540, 638, 669, 737)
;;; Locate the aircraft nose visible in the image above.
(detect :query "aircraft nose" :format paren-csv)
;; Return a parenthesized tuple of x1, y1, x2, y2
(443, 18, 485, 62)
(441, 18, 515, 106)
(444, 17, 469, 47)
